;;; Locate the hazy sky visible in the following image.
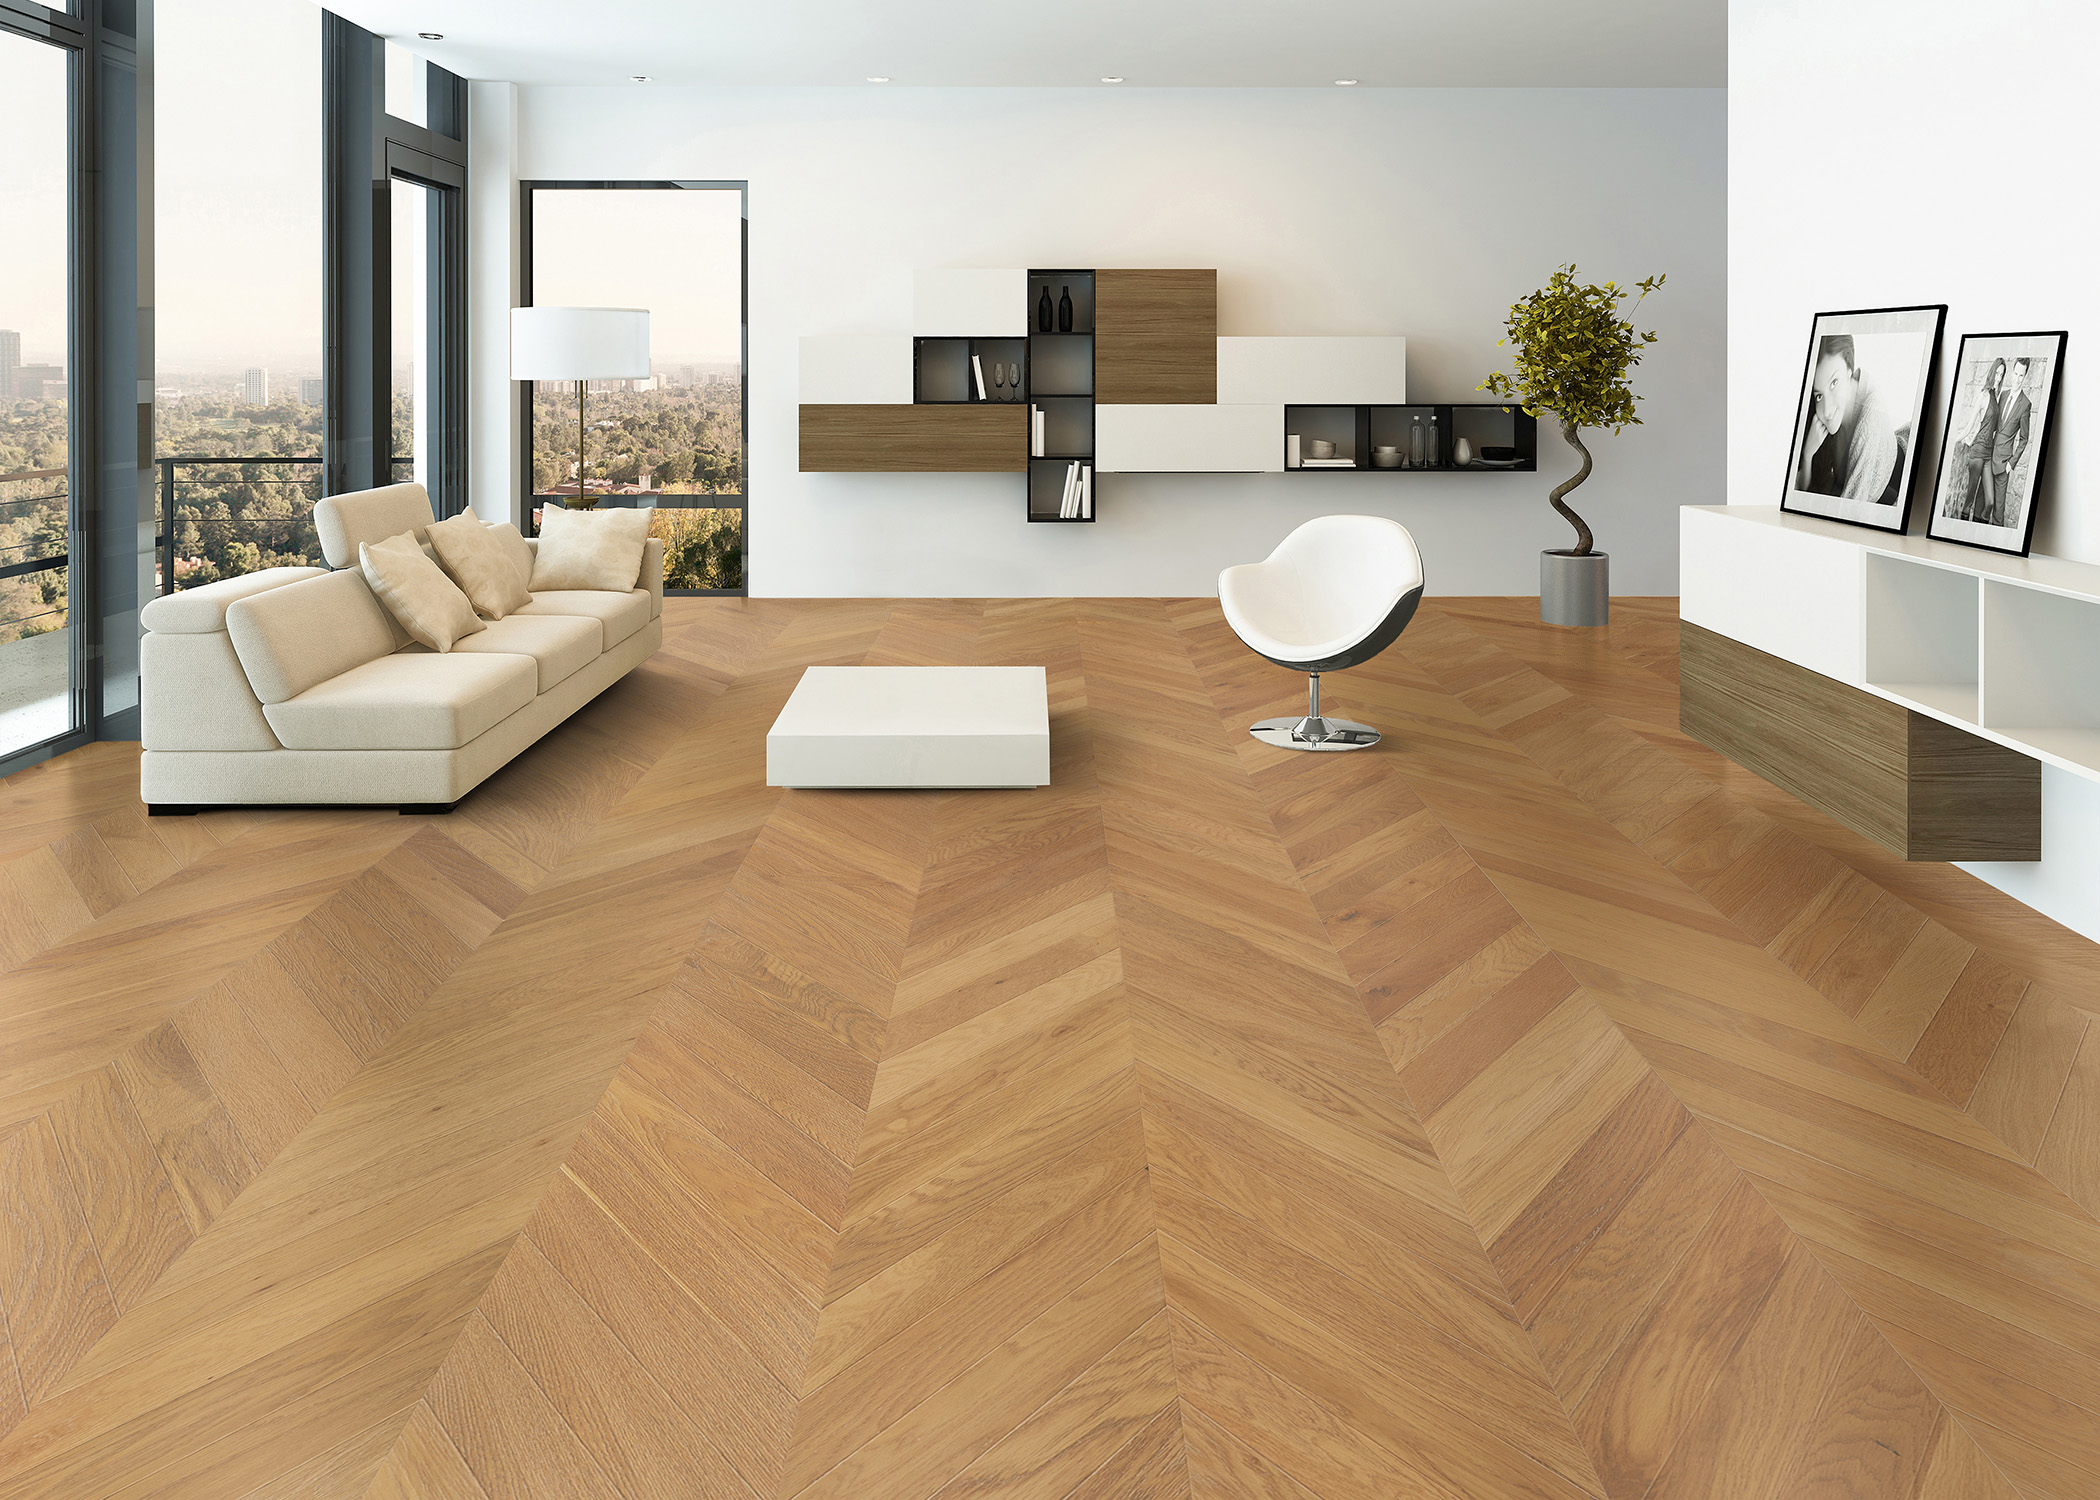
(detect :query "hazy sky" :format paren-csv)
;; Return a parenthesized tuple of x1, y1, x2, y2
(5, 1, 741, 377)
(531, 188, 744, 368)
(0, 30, 69, 365)
(157, 0, 327, 373)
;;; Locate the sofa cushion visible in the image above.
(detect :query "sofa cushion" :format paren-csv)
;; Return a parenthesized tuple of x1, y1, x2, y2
(262, 650, 537, 750)
(513, 588, 651, 651)
(361, 533, 487, 652)
(140, 567, 329, 635)
(531, 506, 651, 593)
(314, 482, 437, 568)
(426, 612, 599, 693)
(428, 513, 532, 620)
(225, 569, 400, 705)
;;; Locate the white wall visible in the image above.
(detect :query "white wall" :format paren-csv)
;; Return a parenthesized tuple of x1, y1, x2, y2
(1731, 0, 2098, 563)
(468, 81, 520, 524)
(485, 85, 1725, 596)
(1734, 0, 2100, 942)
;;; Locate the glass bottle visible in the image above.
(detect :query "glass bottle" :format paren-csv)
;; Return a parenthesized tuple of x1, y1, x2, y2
(1037, 285, 1054, 333)
(1058, 285, 1074, 333)
(1427, 412, 1441, 468)
(1410, 414, 1425, 468)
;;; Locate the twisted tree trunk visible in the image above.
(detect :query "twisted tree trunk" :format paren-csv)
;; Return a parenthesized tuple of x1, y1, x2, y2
(1550, 419, 1595, 556)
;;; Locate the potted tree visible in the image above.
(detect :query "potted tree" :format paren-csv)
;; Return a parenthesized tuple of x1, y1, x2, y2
(1480, 265, 1664, 627)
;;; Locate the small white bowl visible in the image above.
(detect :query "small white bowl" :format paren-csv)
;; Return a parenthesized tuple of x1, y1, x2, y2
(1307, 440, 1337, 460)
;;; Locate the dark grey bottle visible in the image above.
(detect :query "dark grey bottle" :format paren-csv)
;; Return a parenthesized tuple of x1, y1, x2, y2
(1037, 285, 1054, 333)
(1057, 285, 1074, 333)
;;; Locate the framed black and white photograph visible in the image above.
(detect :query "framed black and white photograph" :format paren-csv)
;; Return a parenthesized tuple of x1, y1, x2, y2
(1780, 304, 1946, 533)
(1926, 331, 2066, 557)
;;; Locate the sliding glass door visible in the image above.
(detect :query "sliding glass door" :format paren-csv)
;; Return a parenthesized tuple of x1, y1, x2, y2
(0, 24, 78, 759)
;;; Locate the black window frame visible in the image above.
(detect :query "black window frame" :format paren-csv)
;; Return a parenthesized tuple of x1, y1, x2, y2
(518, 179, 748, 596)
(0, 0, 150, 776)
(322, 11, 468, 515)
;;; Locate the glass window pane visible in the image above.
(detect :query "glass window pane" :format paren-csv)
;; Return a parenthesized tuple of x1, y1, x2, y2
(528, 187, 744, 589)
(391, 177, 438, 489)
(384, 39, 427, 128)
(0, 29, 75, 756)
(157, 0, 325, 592)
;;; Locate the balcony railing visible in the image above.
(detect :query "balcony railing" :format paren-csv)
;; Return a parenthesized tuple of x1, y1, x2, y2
(158, 456, 412, 593)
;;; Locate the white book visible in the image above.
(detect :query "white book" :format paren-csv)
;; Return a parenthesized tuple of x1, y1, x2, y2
(1299, 457, 1357, 467)
(1080, 465, 1092, 518)
(1061, 462, 1079, 518)
(971, 354, 986, 401)
(1031, 407, 1044, 458)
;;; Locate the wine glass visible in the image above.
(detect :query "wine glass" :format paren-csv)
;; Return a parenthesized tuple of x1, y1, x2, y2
(992, 363, 1006, 396)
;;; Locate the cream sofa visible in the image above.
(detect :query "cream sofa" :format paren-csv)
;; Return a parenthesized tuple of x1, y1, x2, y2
(140, 483, 663, 812)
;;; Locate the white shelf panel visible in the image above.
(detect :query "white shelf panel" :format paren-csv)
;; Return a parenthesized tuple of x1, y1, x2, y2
(1216, 337, 1407, 405)
(798, 335, 913, 403)
(1680, 505, 1863, 683)
(1985, 728, 2100, 779)
(913, 269, 1027, 337)
(1867, 681, 1979, 724)
(1096, 404, 1281, 473)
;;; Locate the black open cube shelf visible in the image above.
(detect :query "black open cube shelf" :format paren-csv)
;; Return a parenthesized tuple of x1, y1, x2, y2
(1284, 403, 1538, 472)
(1027, 270, 1096, 521)
(914, 336, 1029, 404)
(1029, 458, 1096, 522)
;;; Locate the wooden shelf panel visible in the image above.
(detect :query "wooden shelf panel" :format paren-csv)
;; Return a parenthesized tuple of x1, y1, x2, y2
(1096, 269, 1216, 404)
(799, 404, 1027, 473)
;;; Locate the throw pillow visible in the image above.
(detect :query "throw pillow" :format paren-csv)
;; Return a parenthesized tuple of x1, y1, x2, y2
(359, 532, 486, 652)
(427, 513, 532, 619)
(486, 521, 535, 591)
(530, 506, 651, 593)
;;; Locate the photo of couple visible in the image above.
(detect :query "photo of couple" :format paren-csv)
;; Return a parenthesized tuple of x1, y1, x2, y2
(1927, 331, 2066, 555)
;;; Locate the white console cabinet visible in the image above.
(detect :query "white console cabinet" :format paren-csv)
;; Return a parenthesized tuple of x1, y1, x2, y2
(1682, 505, 2100, 784)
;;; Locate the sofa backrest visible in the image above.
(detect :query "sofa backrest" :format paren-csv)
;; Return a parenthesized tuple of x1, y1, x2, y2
(224, 568, 399, 704)
(139, 566, 328, 634)
(314, 482, 437, 568)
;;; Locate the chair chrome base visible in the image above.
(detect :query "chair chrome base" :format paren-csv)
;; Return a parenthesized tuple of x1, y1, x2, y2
(1249, 715, 1380, 751)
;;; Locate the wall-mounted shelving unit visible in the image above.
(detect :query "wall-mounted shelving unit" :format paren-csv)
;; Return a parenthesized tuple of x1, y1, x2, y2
(1282, 403, 1538, 472)
(1026, 271, 1095, 522)
(913, 337, 1029, 405)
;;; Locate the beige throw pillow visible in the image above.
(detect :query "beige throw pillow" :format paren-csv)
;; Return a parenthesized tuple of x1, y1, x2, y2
(359, 532, 486, 652)
(486, 521, 536, 591)
(531, 506, 651, 594)
(427, 513, 532, 619)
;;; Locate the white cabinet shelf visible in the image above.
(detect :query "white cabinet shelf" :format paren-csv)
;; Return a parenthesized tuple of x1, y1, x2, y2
(1683, 505, 2100, 786)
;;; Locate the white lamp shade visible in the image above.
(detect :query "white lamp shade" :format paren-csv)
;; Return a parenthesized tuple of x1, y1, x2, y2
(510, 306, 651, 381)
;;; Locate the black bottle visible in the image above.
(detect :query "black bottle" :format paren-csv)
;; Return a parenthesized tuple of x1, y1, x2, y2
(1057, 285, 1074, 333)
(1037, 285, 1054, 333)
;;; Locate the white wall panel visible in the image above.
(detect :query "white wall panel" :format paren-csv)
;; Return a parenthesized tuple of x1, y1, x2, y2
(1217, 337, 1407, 405)
(912, 269, 1026, 336)
(1097, 405, 1281, 474)
(798, 335, 913, 403)
(1679, 506, 1863, 683)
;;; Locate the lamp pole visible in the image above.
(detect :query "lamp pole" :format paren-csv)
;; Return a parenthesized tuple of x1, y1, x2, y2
(577, 377, 588, 508)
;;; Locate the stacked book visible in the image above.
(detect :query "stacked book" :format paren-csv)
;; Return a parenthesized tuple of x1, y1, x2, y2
(1298, 457, 1357, 468)
(1057, 460, 1092, 520)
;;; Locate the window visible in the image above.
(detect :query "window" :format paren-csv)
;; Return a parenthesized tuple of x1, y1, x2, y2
(0, 23, 76, 759)
(157, 0, 327, 594)
(523, 182, 746, 593)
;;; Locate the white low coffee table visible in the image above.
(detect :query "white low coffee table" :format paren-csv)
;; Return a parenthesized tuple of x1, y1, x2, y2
(766, 666, 1050, 789)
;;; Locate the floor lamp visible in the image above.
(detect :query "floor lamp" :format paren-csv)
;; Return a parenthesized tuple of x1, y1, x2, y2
(510, 306, 651, 513)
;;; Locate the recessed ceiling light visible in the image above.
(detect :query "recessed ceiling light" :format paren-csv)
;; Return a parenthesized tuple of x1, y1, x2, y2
(630, 74, 652, 82)
(1101, 76, 1124, 83)
(867, 75, 891, 83)
(417, 32, 443, 40)
(1336, 78, 1358, 86)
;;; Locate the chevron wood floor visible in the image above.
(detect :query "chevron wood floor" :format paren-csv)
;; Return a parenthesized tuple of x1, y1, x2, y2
(0, 594, 2097, 1499)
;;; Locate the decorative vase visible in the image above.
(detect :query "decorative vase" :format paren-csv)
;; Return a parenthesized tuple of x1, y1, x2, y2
(1057, 285, 1074, 333)
(1037, 286, 1054, 333)
(1540, 550, 1609, 627)
(1454, 437, 1473, 467)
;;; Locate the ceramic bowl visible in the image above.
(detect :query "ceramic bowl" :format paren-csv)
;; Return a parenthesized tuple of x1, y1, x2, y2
(1371, 452, 1401, 469)
(1306, 439, 1337, 460)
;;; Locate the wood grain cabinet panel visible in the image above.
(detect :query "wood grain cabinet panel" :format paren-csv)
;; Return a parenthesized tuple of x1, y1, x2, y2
(1680, 622, 2039, 861)
(1095, 269, 1216, 404)
(799, 404, 1026, 473)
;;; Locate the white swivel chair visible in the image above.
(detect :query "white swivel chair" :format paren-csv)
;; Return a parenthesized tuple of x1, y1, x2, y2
(1218, 516, 1425, 751)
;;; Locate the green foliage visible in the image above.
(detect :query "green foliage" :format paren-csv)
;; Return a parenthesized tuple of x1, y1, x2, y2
(1479, 265, 1664, 434)
(651, 507, 745, 591)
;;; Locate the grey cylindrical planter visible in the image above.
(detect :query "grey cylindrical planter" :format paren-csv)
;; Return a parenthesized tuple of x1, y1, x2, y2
(1540, 549, 1609, 627)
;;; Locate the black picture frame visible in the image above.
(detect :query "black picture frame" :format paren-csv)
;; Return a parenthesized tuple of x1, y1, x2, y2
(1924, 331, 2066, 558)
(1779, 303, 1947, 534)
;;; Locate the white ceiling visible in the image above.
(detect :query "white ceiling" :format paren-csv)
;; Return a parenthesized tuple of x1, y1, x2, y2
(318, 0, 1726, 89)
